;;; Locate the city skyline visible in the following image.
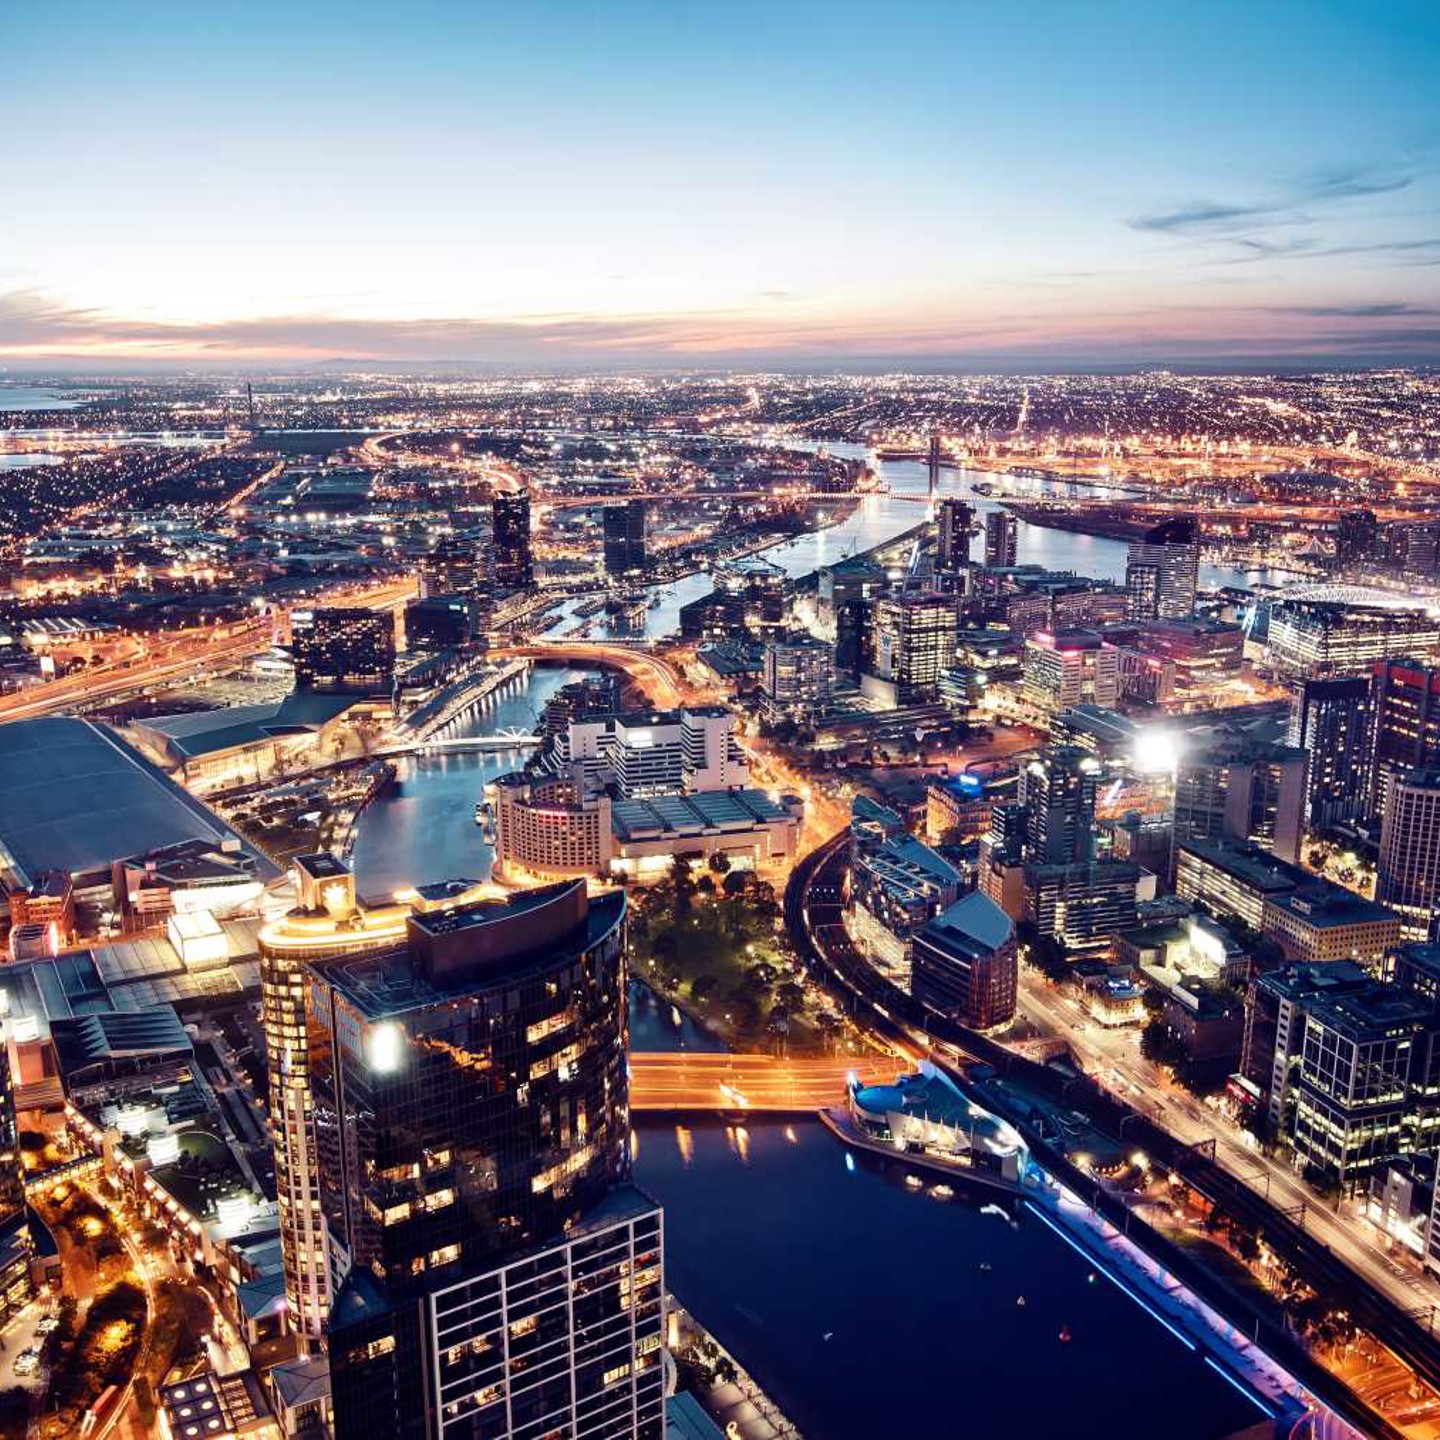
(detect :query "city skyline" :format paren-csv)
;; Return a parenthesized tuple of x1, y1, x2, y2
(6, 1, 1440, 369)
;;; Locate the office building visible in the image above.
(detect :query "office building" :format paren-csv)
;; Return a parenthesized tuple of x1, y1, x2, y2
(1335, 509, 1379, 567)
(405, 595, 481, 652)
(848, 798, 964, 971)
(420, 531, 486, 601)
(1368, 658, 1440, 818)
(1125, 617, 1244, 698)
(1378, 769, 1440, 937)
(540, 674, 623, 740)
(1172, 729, 1307, 864)
(291, 607, 396, 695)
(1261, 884, 1404, 967)
(310, 881, 665, 1440)
(1175, 839, 1307, 933)
(1024, 861, 1139, 953)
(935, 498, 974, 575)
(911, 891, 1018, 1029)
(1125, 517, 1199, 621)
(1022, 630, 1120, 715)
(1266, 597, 1440, 680)
(866, 594, 956, 704)
(984, 511, 1018, 569)
(1288, 676, 1371, 830)
(555, 706, 749, 798)
(492, 492, 534, 591)
(761, 633, 835, 723)
(1242, 961, 1373, 1132)
(1017, 747, 1100, 864)
(1290, 982, 1440, 1190)
(603, 501, 648, 576)
(0, 1003, 29, 1327)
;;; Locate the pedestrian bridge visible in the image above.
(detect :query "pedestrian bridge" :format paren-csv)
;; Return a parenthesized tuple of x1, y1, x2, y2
(628, 1051, 898, 1113)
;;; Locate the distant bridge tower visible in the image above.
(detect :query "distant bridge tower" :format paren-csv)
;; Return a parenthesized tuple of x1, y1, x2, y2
(246, 382, 259, 435)
(927, 431, 941, 499)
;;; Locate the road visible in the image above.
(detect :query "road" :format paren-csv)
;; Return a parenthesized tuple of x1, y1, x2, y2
(0, 578, 415, 724)
(1017, 971, 1440, 1324)
(784, 830, 1420, 1439)
(628, 1051, 893, 1112)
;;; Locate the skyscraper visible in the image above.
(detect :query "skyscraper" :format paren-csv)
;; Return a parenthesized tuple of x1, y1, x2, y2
(1334, 509, 1378, 568)
(936, 498, 973, 575)
(868, 593, 956, 703)
(308, 881, 663, 1440)
(1378, 769, 1440, 938)
(1125, 516, 1199, 621)
(983, 510, 1018, 569)
(1368, 658, 1440, 818)
(911, 891, 1018, 1029)
(291, 608, 396, 694)
(603, 501, 648, 576)
(420, 530, 487, 600)
(1288, 675, 1371, 830)
(492, 492, 534, 591)
(1018, 747, 1100, 864)
(258, 854, 417, 1339)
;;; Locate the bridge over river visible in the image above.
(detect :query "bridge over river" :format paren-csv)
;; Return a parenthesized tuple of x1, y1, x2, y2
(628, 1051, 896, 1113)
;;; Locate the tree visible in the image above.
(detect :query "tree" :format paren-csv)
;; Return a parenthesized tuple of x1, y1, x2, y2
(708, 851, 732, 876)
(773, 981, 806, 1014)
(690, 974, 719, 1003)
(721, 870, 750, 898)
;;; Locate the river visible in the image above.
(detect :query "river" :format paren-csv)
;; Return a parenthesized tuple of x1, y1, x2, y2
(545, 439, 1291, 643)
(348, 450, 1279, 1436)
(633, 1116, 1259, 1439)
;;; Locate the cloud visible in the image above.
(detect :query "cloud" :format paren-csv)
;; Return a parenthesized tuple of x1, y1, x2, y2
(5, 286, 1440, 370)
(1263, 301, 1440, 318)
(1130, 167, 1414, 237)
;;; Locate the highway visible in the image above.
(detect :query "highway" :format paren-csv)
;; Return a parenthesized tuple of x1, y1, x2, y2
(784, 829, 1418, 1440)
(1015, 973, 1440, 1326)
(628, 1051, 894, 1113)
(0, 577, 415, 724)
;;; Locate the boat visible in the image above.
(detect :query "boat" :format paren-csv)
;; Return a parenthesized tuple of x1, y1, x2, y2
(904, 1175, 923, 1189)
(929, 1184, 954, 1200)
(474, 803, 485, 825)
(1016, 1296, 1027, 1308)
(1059, 1325, 1072, 1342)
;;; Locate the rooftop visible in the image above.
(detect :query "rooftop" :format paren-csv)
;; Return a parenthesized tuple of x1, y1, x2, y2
(1176, 838, 1306, 894)
(316, 885, 625, 1018)
(0, 717, 277, 888)
(134, 691, 356, 760)
(611, 788, 791, 842)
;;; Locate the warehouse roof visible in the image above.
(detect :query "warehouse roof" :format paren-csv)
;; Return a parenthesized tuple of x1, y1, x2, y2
(0, 717, 277, 887)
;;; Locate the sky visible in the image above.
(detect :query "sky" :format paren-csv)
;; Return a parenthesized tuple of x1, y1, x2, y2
(4, 0, 1440, 370)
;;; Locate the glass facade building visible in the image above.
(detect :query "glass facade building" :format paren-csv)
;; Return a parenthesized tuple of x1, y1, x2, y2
(307, 881, 661, 1439)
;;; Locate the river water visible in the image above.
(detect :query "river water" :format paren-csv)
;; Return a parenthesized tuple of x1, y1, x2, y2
(547, 439, 1291, 643)
(348, 448, 1276, 1438)
(634, 1116, 1259, 1439)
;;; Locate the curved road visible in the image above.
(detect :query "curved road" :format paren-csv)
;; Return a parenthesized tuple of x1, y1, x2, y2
(785, 830, 1414, 1440)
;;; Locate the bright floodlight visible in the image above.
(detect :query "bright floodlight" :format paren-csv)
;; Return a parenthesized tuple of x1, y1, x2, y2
(367, 1020, 404, 1074)
(1134, 728, 1181, 775)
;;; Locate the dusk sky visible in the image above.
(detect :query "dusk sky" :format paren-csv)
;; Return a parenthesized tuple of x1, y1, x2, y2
(5, 0, 1440, 369)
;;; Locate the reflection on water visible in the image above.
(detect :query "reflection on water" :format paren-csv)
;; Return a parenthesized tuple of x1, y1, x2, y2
(628, 979, 724, 1053)
(349, 665, 598, 894)
(552, 439, 1284, 645)
(634, 1117, 1258, 1440)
